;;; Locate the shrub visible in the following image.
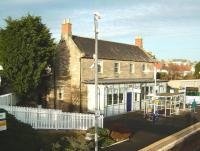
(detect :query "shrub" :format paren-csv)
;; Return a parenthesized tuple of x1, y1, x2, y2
(99, 136, 115, 148)
(51, 135, 94, 151)
(86, 127, 116, 148)
(87, 127, 110, 137)
(51, 127, 116, 150)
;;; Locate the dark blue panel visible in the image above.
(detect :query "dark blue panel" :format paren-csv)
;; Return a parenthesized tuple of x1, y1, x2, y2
(127, 92, 132, 112)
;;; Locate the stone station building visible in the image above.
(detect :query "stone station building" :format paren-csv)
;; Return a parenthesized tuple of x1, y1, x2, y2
(47, 19, 168, 116)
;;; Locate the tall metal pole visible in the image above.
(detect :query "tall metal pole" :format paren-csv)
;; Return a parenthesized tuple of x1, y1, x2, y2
(153, 63, 157, 114)
(94, 12, 100, 151)
(154, 63, 157, 96)
(53, 48, 57, 109)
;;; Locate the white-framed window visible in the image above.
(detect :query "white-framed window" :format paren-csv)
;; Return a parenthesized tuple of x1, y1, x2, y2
(107, 88, 112, 105)
(142, 64, 148, 72)
(98, 61, 103, 73)
(113, 88, 118, 104)
(135, 93, 138, 101)
(114, 62, 120, 73)
(119, 87, 124, 103)
(57, 87, 64, 100)
(150, 86, 153, 94)
(130, 63, 135, 73)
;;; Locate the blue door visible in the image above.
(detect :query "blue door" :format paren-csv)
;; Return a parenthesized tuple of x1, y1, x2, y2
(127, 92, 132, 112)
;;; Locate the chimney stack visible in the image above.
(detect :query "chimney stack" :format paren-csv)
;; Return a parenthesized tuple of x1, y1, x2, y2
(61, 18, 72, 40)
(135, 36, 143, 49)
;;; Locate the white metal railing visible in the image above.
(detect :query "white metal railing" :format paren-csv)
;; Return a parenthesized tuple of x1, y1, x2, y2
(0, 93, 18, 106)
(0, 94, 103, 130)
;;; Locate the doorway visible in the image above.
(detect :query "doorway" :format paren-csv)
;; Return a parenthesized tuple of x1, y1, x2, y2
(127, 92, 132, 112)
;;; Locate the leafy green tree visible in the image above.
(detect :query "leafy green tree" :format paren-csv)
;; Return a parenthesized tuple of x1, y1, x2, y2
(194, 62, 200, 79)
(0, 15, 55, 102)
(184, 73, 194, 80)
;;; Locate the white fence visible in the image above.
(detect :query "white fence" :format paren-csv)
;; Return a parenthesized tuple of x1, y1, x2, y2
(0, 94, 103, 130)
(0, 93, 18, 106)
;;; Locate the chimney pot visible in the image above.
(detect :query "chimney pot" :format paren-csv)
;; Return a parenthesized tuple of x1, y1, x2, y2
(135, 36, 143, 49)
(61, 18, 72, 40)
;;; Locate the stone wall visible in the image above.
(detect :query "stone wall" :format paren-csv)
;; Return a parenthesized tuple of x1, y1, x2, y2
(48, 36, 154, 113)
(80, 58, 154, 81)
(79, 58, 154, 112)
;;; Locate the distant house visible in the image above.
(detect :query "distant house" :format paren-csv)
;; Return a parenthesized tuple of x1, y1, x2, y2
(155, 63, 168, 74)
(176, 65, 193, 76)
(47, 19, 167, 116)
(156, 60, 194, 77)
(171, 59, 191, 66)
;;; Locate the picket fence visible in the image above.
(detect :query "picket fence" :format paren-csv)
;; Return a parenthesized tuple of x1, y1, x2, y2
(0, 93, 18, 106)
(0, 94, 103, 130)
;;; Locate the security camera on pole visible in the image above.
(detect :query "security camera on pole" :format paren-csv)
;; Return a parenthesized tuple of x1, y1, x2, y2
(94, 11, 101, 151)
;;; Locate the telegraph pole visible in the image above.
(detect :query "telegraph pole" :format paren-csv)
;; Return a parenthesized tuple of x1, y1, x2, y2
(94, 12, 101, 151)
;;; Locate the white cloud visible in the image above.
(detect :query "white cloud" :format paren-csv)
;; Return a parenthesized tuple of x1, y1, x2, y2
(43, 1, 199, 49)
(1, 0, 54, 4)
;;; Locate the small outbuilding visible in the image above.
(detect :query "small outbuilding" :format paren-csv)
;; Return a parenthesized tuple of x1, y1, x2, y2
(144, 93, 186, 117)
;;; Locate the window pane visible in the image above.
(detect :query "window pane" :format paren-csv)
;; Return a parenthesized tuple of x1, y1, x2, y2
(150, 87, 153, 93)
(114, 63, 119, 73)
(142, 64, 145, 71)
(113, 94, 118, 104)
(57, 88, 64, 100)
(146, 87, 149, 94)
(113, 89, 118, 104)
(107, 88, 112, 105)
(135, 93, 137, 101)
(107, 94, 112, 105)
(119, 87, 123, 103)
(119, 94, 123, 103)
(98, 64, 101, 73)
(141, 87, 145, 99)
(130, 64, 132, 73)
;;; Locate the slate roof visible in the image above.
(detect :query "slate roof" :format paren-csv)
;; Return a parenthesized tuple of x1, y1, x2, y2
(72, 35, 154, 62)
(83, 78, 168, 84)
(156, 93, 182, 97)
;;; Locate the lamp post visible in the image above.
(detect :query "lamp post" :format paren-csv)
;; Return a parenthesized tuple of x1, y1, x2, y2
(94, 12, 101, 151)
(153, 63, 157, 114)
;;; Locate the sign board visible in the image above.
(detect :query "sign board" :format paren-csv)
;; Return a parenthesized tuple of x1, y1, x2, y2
(178, 89, 186, 93)
(170, 89, 175, 93)
(153, 100, 160, 104)
(133, 88, 141, 93)
(0, 113, 7, 131)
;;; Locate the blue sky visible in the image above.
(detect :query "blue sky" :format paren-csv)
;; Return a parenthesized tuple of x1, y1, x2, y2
(0, 0, 200, 61)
